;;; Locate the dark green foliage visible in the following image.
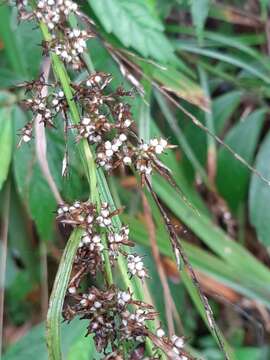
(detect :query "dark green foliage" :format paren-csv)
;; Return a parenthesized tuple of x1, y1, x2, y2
(1, 0, 270, 359)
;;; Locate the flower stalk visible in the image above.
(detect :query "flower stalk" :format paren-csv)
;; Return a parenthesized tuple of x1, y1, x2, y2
(12, 1, 213, 359)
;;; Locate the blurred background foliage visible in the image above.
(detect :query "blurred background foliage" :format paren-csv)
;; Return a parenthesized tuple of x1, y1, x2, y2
(1, 0, 270, 359)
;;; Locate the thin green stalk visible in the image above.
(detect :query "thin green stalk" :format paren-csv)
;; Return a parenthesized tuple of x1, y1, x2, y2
(34, 20, 115, 359)
(46, 228, 83, 360)
(37, 10, 156, 360)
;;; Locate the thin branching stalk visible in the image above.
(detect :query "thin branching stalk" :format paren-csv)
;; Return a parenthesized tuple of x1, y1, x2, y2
(21, 3, 208, 359)
(34, 12, 156, 360)
(34, 19, 115, 359)
(142, 192, 175, 337)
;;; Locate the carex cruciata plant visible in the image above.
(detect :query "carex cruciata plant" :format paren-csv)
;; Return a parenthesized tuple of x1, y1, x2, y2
(4, 1, 243, 359)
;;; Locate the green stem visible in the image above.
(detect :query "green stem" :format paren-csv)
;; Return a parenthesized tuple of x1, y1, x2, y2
(38, 12, 155, 359)
(46, 228, 83, 360)
(35, 20, 115, 358)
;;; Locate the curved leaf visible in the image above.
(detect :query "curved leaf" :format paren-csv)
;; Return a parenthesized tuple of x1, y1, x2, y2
(217, 109, 266, 211)
(12, 107, 57, 240)
(0, 106, 13, 190)
(249, 130, 270, 247)
(88, 0, 175, 63)
(190, 0, 210, 42)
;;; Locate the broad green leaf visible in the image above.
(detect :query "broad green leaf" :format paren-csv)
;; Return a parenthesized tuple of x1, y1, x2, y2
(259, 0, 269, 20)
(249, 130, 270, 248)
(201, 346, 270, 360)
(190, 0, 210, 42)
(235, 347, 269, 360)
(212, 91, 242, 134)
(3, 319, 94, 360)
(88, 0, 176, 64)
(0, 5, 42, 78)
(12, 107, 57, 240)
(0, 106, 13, 190)
(0, 69, 25, 89)
(67, 337, 91, 360)
(0, 5, 26, 76)
(217, 109, 265, 212)
(8, 187, 40, 282)
(156, 0, 175, 18)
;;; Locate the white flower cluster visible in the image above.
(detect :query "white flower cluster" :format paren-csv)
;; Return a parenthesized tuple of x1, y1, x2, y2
(139, 138, 168, 155)
(149, 138, 168, 154)
(79, 292, 96, 308)
(127, 254, 148, 279)
(19, 96, 53, 145)
(80, 292, 104, 313)
(36, 0, 78, 30)
(135, 160, 152, 176)
(108, 226, 130, 258)
(57, 201, 116, 232)
(26, 96, 52, 119)
(117, 291, 131, 307)
(79, 232, 104, 252)
(77, 117, 102, 144)
(171, 334, 185, 356)
(96, 203, 112, 227)
(86, 73, 112, 91)
(108, 226, 129, 244)
(156, 329, 186, 358)
(68, 285, 77, 294)
(57, 200, 81, 216)
(135, 138, 169, 176)
(51, 90, 65, 112)
(122, 308, 150, 330)
(20, 125, 32, 144)
(53, 29, 90, 69)
(96, 133, 128, 170)
(114, 102, 133, 129)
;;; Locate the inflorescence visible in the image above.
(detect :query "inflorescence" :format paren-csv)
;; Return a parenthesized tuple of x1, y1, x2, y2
(19, 71, 175, 186)
(14, 0, 192, 358)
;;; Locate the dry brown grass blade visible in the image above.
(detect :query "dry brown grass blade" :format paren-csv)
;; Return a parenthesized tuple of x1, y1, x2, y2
(144, 177, 229, 359)
(141, 192, 175, 336)
(209, 4, 263, 27)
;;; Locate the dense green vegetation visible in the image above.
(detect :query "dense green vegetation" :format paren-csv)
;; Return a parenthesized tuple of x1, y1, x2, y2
(1, 1, 270, 359)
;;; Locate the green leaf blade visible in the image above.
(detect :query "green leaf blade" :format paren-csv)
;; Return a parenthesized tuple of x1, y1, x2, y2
(88, 0, 176, 63)
(217, 109, 266, 211)
(0, 106, 13, 190)
(249, 130, 270, 248)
